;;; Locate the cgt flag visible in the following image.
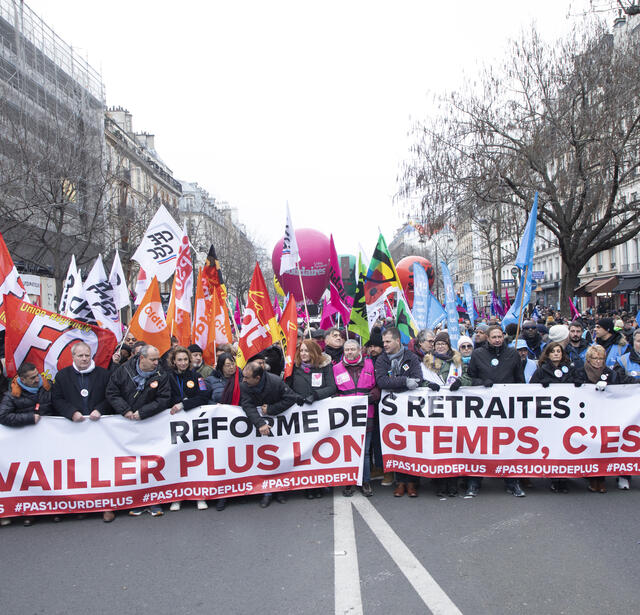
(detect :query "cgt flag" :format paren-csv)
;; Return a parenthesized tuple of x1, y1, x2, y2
(237, 263, 280, 368)
(279, 295, 298, 379)
(128, 276, 171, 356)
(4, 294, 117, 379)
(0, 231, 28, 331)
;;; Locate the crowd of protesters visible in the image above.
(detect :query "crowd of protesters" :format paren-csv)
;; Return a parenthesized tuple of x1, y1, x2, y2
(1, 304, 639, 527)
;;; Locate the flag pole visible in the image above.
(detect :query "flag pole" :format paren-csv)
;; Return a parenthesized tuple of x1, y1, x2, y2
(296, 266, 311, 337)
(513, 264, 528, 347)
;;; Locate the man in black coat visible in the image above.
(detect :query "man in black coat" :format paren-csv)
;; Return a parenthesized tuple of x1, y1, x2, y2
(106, 345, 171, 421)
(467, 325, 526, 498)
(0, 362, 53, 427)
(53, 342, 112, 422)
(0, 362, 53, 526)
(52, 342, 115, 522)
(240, 361, 298, 508)
(374, 327, 423, 497)
(106, 345, 171, 517)
(521, 319, 545, 359)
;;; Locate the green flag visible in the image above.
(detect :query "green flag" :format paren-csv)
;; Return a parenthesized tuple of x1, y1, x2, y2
(348, 253, 369, 343)
(395, 293, 418, 345)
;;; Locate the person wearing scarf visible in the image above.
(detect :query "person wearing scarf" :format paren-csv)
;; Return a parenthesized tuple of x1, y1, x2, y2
(334, 340, 380, 498)
(574, 344, 635, 493)
(106, 345, 171, 518)
(206, 352, 239, 404)
(166, 346, 210, 513)
(287, 339, 337, 498)
(0, 362, 53, 527)
(52, 342, 114, 522)
(530, 342, 579, 494)
(421, 332, 471, 498)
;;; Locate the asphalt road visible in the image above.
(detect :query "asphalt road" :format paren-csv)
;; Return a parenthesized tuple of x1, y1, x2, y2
(2, 477, 639, 615)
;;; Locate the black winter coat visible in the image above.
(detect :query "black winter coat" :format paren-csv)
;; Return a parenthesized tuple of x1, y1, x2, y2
(287, 355, 337, 401)
(374, 349, 422, 391)
(530, 360, 578, 385)
(0, 379, 53, 427)
(168, 368, 210, 410)
(468, 343, 525, 385)
(52, 365, 112, 419)
(240, 372, 299, 427)
(574, 365, 634, 385)
(106, 359, 171, 419)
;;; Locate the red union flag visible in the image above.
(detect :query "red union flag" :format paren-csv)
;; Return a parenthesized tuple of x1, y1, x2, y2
(4, 294, 117, 379)
(0, 232, 27, 331)
(174, 225, 193, 313)
(279, 295, 298, 379)
(236, 263, 280, 368)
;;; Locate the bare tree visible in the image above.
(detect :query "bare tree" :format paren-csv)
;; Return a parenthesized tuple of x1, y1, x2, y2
(0, 79, 111, 297)
(401, 20, 640, 313)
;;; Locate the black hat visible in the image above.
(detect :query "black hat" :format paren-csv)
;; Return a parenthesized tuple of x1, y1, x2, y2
(366, 326, 384, 348)
(597, 317, 615, 335)
(188, 344, 203, 354)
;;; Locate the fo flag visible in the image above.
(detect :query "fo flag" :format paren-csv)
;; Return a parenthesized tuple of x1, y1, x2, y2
(61, 261, 97, 325)
(0, 232, 27, 331)
(58, 255, 79, 314)
(128, 276, 171, 356)
(132, 205, 183, 283)
(109, 251, 130, 311)
(84, 255, 122, 341)
(4, 294, 117, 379)
(237, 263, 280, 368)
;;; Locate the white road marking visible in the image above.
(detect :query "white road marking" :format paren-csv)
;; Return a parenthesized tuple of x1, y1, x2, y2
(351, 493, 463, 615)
(334, 492, 364, 615)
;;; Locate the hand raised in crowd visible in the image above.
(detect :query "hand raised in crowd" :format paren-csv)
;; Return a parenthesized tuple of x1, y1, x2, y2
(170, 402, 184, 415)
(112, 351, 121, 364)
(72, 411, 85, 422)
(89, 410, 102, 420)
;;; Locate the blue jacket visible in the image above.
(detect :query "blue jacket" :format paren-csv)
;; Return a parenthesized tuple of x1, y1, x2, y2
(616, 352, 640, 382)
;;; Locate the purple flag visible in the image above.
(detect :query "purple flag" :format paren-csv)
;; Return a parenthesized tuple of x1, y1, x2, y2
(327, 235, 353, 323)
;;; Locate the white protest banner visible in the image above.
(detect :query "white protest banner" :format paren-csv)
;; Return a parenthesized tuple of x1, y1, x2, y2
(0, 398, 367, 517)
(131, 205, 183, 283)
(380, 385, 640, 479)
(84, 255, 122, 341)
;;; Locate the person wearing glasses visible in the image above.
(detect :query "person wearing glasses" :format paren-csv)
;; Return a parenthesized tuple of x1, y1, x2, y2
(574, 344, 635, 493)
(521, 319, 546, 359)
(412, 329, 436, 360)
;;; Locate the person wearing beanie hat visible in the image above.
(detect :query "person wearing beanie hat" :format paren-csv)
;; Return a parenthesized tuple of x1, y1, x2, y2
(548, 324, 569, 345)
(364, 327, 384, 363)
(189, 344, 214, 378)
(421, 331, 471, 498)
(473, 323, 489, 348)
(515, 339, 538, 383)
(595, 318, 629, 369)
(522, 319, 545, 359)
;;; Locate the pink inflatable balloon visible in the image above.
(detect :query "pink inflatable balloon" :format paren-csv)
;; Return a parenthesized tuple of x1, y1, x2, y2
(272, 229, 330, 304)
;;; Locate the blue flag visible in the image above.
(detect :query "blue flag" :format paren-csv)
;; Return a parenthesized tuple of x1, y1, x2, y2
(412, 264, 430, 331)
(503, 192, 538, 329)
(440, 261, 460, 349)
(515, 192, 538, 269)
(463, 283, 475, 328)
(636, 309, 640, 329)
(427, 292, 447, 329)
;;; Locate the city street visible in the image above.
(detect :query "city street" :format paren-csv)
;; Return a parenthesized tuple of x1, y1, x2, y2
(2, 478, 639, 615)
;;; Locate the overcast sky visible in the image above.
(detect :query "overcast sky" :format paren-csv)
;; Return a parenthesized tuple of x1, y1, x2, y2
(27, 0, 610, 260)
